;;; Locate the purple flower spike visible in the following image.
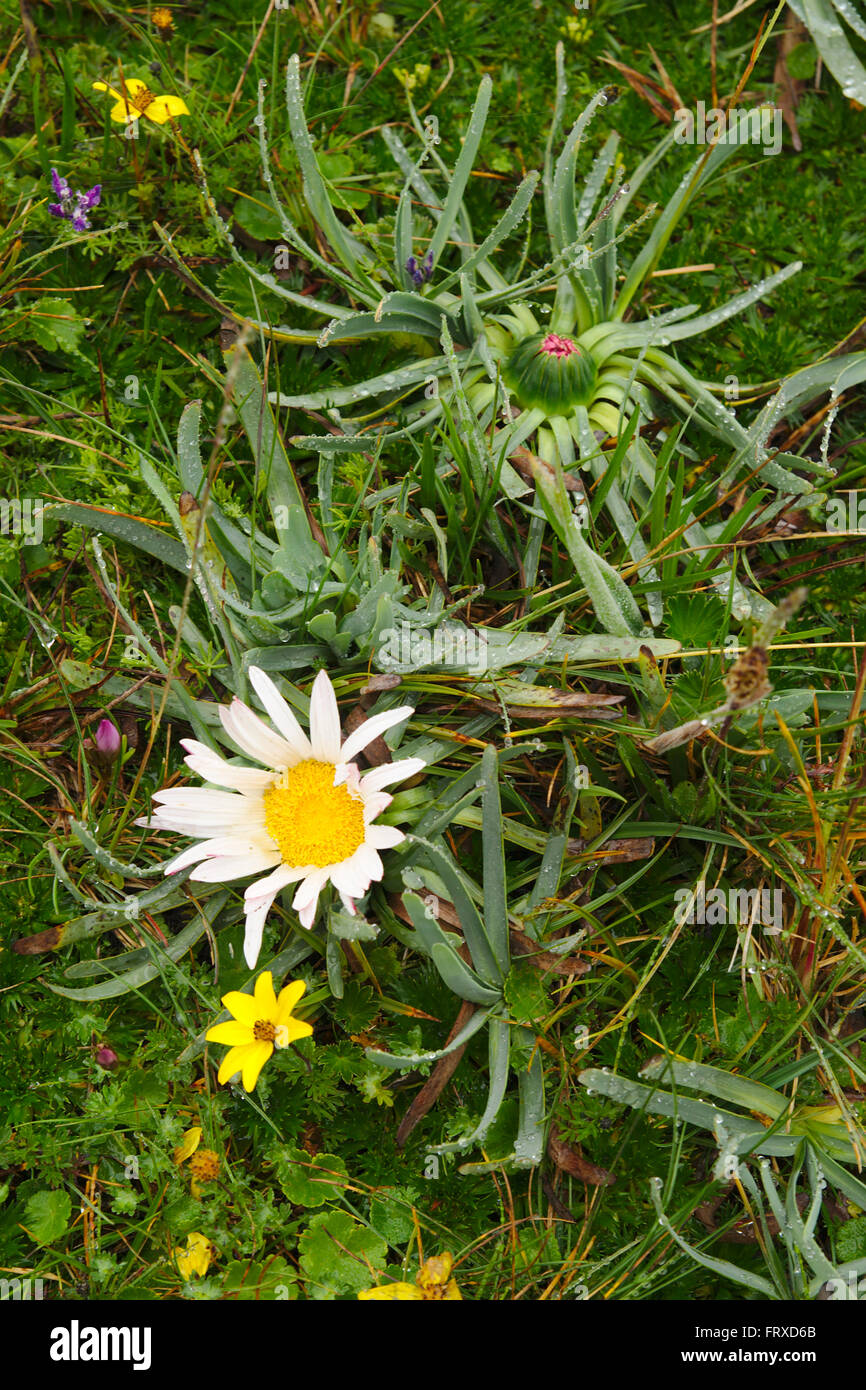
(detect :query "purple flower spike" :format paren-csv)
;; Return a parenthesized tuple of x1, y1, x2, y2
(51, 168, 70, 199)
(406, 250, 434, 288)
(47, 170, 101, 232)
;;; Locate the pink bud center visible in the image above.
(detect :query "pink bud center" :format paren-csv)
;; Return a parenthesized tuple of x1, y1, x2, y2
(540, 332, 578, 358)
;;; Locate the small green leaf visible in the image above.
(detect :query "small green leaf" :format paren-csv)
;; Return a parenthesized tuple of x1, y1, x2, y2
(222, 1257, 298, 1300)
(503, 962, 548, 1027)
(23, 298, 86, 353)
(836, 1215, 866, 1264)
(273, 1145, 349, 1208)
(23, 1190, 72, 1246)
(369, 1188, 419, 1245)
(299, 1210, 388, 1296)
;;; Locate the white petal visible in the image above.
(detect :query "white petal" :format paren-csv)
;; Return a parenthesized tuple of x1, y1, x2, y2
(360, 757, 426, 793)
(338, 892, 357, 916)
(292, 867, 329, 916)
(330, 860, 371, 897)
(353, 841, 384, 881)
(365, 824, 406, 851)
(332, 761, 361, 790)
(308, 670, 341, 762)
(163, 835, 272, 874)
(361, 792, 393, 823)
(298, 897, 318, 929)
(243, 892, 277, 968)
(337, 706, 414, 764)
(220, 698, 296, 769)
(147, 804, 266, 829)
(152, 787, 251, 812)
(146, 813, 266, 838)
(244, 862, 310, 901)
(180, 740, 274, 792)
(248, 667, 313, 760)
(189, 851, 280, 882)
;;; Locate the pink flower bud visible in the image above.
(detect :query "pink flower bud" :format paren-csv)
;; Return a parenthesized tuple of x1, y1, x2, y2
(94, 719, 121, 756)
(96, 1046, 118, 1069)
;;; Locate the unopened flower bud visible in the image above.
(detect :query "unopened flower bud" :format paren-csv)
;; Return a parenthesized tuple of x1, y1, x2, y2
(95, 719, 121, 757)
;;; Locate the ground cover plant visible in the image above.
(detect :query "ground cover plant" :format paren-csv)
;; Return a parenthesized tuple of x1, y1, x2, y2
(0, 0, 865, 1310)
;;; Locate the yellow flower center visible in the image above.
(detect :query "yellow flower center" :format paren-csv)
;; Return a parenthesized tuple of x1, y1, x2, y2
(153, 7, 174, 30)
(263, 761, 365, 869)
(189, 1149, 220, 1183)
(130, 87, 157, 113)
(252, 1018, 290, 1048)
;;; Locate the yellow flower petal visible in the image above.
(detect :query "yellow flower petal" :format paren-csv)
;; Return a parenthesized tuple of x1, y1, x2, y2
(219, 990, 259, 1026)
(173, 1126, 202, 1165)
(275, 979, 306, 1022)
(176, 1231, 212, 1278)
(144, 95, 189, 123)
(280, 1017, 314, 1045)
(358, 1281, 422, 1300)
(241, 1041, 273, 1092)
(216, 1043, 253, 1085)
(93, 78, 147, 99)
(206, 1021, 254, 1046)
(417, 1253, 453, 1287)
(254, 970, 277, 1017)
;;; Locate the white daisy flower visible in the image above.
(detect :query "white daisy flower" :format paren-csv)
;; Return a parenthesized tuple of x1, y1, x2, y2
(139, 668, 424, 967)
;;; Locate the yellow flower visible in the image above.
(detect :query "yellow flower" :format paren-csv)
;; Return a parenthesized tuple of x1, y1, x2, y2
(205, 971, 313, 1093)
(152, 7, 175, 36)
(358, 1253, 462, 1300)
(176, 1231, 213, 1278)
(560, 15, 593, 43)
(173, 1126, 220, 1197)
(92, 77, 189, 126)
(190, 1149, 220, 1185)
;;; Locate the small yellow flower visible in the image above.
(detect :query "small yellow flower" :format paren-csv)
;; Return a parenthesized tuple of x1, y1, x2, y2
(176, 1231, 213, 1279)
(152, 6, 175, 36)
(560, 15, 593, 43)
(92, 77, 189, 126)
(173, 1125, 221, 1196)
(205, 971, 313, 1093)
(190, 1149, 220, 1184)
(358, 1253, 462, 1300)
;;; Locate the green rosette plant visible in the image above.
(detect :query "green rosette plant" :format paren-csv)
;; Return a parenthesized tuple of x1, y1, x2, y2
(184, 43, 866, 630)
